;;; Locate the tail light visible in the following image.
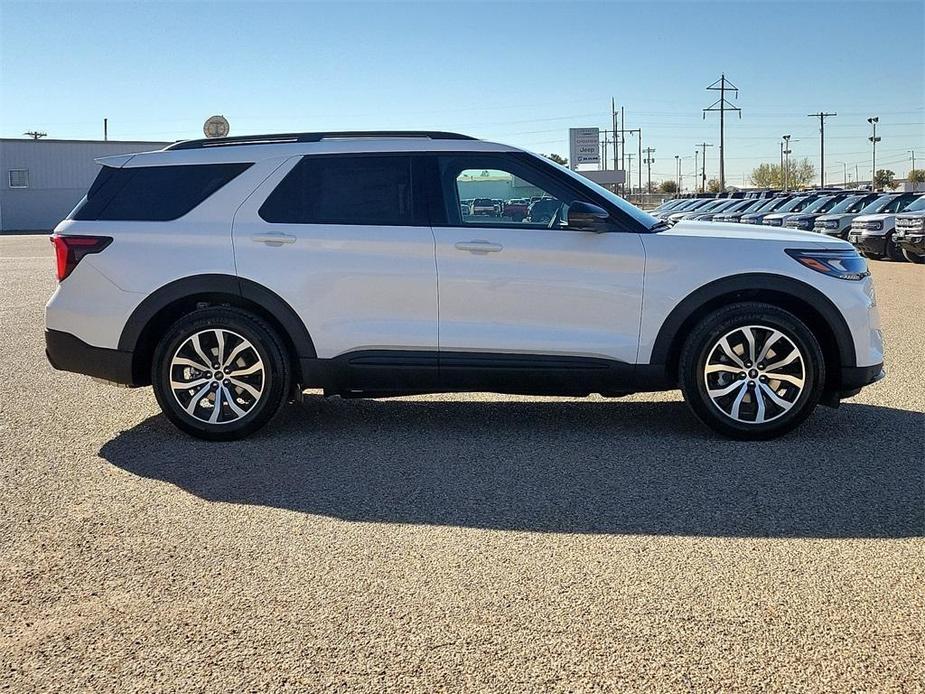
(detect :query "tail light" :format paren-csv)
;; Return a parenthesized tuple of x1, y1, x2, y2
(50, 234, 112, 282)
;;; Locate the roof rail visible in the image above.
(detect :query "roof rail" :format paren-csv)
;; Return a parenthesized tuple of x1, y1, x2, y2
(165, 130, 476, 151)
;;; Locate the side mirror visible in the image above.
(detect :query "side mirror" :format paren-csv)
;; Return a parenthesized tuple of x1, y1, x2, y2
(565, 201, 611, 232)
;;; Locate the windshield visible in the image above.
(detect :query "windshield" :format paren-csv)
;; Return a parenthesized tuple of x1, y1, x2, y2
(551, 158, 661, 229)
(859, 195, 897, 214)
(741, 198, 770, 212)
(902, 195, 925, 212)
(801, 196, 839, 214)
(827, 194, 869, 214)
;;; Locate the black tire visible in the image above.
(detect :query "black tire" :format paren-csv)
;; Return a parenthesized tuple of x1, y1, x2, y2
(902, 249, 924, 264)
(885, 232, 907, 262)
(151, 307, 291, 440)
(679, 302, 825, 440)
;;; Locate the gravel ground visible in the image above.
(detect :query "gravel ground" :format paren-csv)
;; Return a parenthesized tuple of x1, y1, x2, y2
(1, 234, 922, 692)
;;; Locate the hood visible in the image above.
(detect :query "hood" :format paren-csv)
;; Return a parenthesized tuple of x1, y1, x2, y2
(854, 214, 893, 222)
(816, 213, 858, 221)
(897, 211, 925, 219)
(664, 220, 853, 246)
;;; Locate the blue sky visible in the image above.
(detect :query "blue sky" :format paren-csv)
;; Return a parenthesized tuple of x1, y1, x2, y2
(2, 1, 922, 186)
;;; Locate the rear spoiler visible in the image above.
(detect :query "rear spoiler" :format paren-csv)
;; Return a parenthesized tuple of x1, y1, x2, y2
(94, 153, 136, 168)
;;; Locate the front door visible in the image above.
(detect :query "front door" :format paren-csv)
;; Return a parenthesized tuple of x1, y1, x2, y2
(430, 153, 646, 392)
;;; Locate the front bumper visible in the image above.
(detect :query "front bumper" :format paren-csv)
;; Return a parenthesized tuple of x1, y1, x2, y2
(848, 231, 888, 256)
(894, 231, 925, 254)
(46, 329, 136, 385)
(832, 363, 885, 402)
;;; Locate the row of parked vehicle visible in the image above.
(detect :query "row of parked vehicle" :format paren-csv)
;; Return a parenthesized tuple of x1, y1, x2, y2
(461, 196, 560, 224)
(651, 190, 925, 264)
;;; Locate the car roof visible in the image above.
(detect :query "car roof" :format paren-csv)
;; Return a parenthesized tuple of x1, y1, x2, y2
(98, 131, 517, 168)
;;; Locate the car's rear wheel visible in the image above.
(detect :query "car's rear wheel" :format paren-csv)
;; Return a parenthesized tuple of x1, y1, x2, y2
(679, 302, 825, 440)
(902, 249, 924, 264)
(152, 307, 291, 440)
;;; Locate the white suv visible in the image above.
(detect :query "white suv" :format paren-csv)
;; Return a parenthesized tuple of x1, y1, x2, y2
(46, 131, 884, 440)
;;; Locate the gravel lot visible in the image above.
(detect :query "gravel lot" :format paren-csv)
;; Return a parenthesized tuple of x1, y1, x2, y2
(1, 233, 922, 692)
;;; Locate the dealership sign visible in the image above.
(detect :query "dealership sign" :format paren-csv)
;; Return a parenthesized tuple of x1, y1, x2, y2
(569, 127, 600, 167)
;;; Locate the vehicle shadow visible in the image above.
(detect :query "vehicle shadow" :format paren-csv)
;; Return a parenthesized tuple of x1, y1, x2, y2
(99, 397, 924, 539)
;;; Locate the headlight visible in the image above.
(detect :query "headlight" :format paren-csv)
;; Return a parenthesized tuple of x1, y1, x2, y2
(823, 220, 839, 229)
(786, 249, 869, 281)
(766, 218, 783, 226)
(866, 221, 883, 231)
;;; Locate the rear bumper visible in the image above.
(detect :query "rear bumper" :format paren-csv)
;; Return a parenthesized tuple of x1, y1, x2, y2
(45, 329, 136, 385)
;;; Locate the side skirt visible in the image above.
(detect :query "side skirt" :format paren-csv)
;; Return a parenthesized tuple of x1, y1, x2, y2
(299, 351, 675, 398)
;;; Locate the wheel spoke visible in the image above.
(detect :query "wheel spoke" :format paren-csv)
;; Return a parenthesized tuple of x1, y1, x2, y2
(767, 373, 804, 388)
(222, 385, 247, 417)
(209, 384, 223, 423)
(756, 330, 783, 365)
(185, 384, 212, 415)
(763, 350, 801, 373)
(222, 341, 249, 369)
(705, 363, 741, 375)
(729, 383, 749, 419)
(708, 380, 745, 398)
(225, 362, 263, 377)
(718, 337, 746, 368)
(759, 382, 795, 411)
(229, 377, 261, 400)
(742, 327, 757, 364)
(171, 377, 210, 391)
(191, 333, 213, 368)
(173, 356, 211, 371)
(214, 330, 226, 365)
(754, 386, 767, 423)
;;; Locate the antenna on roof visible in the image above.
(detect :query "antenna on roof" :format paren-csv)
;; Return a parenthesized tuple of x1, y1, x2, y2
(24, 131, 47, 140)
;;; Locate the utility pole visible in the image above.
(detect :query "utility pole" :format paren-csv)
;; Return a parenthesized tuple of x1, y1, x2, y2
(841, 162, 847, 188)
(643, 147, 655, 193)
(620, 105, 625, 184)
(807, 112, 836, 187)
(104, 117, 108, 141)
(626, 154, 634, 195)
(611, 98, 618, 175)
(675, 155, 681, 193)
(782, 135, 792, 191)
(23, 131, 47, 140)
(703, 73, 741, 192)
(868, 116, 880, 190)
(909, 150, 916, 175)
(695, 142, 712, 193)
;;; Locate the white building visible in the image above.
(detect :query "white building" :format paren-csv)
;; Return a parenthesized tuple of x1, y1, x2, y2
(0, 138, 169, 232)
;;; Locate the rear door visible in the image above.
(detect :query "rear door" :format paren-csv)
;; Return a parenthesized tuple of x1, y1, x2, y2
(232, 153, 438, 388)
(428, 152, 646, 392)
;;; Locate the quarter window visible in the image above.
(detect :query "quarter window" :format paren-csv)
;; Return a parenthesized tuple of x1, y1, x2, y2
(260, 155, 414, 226)
(70, 163, 252, 221)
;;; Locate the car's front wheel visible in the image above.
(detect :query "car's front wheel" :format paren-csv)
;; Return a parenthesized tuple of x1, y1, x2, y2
(679, 303, 825, 440)
(151, 307, 291, 440)
(902, 249, 924, 264)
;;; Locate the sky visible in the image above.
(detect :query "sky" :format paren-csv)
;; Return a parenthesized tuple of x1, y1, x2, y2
(1, 0, 923, 187)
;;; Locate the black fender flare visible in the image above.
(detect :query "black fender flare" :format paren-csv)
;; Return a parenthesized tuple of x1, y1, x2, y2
(649, 273, 857, 368)
(118, 274, 316, 358)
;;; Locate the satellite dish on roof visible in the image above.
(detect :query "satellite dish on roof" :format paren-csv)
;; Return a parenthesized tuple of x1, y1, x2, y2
(203, 115, 230, 139)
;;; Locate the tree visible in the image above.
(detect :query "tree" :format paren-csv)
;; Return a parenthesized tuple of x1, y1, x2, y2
(658, 180, 678, 194)
(908, 169, 925, 183)
(544, 153, 568, 166)
(749, 158, 816, 189)
(706, 178, 722, 193)
(873, 169, 896, 190)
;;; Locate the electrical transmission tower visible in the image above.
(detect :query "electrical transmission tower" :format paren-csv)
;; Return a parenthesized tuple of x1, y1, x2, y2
(23, 131, 47, 140)
(807, 112, 836, 187)
(703, 74, 741, 191)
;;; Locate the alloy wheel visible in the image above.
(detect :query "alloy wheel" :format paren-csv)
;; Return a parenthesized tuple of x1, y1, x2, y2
(702, 325, 806, 425)
(169, 329, 265, 425)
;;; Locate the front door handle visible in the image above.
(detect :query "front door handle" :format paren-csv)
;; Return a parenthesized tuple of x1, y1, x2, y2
(252, 232, 296, 247)
(454, 240, 503, 254)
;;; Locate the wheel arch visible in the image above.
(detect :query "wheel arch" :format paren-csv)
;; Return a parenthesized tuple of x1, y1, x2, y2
(650, 273, 857, 390)
(119, 274, 315, 385)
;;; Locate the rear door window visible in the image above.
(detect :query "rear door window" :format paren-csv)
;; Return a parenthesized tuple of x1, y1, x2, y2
(259, 155, 416, 226)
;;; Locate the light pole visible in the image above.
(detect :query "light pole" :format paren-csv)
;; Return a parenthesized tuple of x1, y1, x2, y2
(909, 150, 916, 176)
(675, 155, 681, 193)
(868, 116, 880, 190)
(841, 162, 847, 189)
(782, 134, 792, 191)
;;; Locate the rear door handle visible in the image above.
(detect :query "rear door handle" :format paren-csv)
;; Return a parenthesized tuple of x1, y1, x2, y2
(252, 232, 296, 246)
(454, 240, 503, 254)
